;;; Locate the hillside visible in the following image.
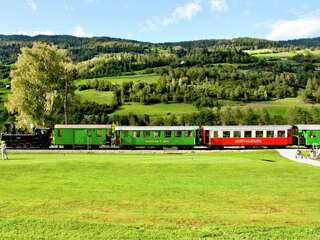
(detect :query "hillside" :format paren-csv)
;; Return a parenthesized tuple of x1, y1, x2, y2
(1, 35, 320, 64)
(1, 35, 320, 127)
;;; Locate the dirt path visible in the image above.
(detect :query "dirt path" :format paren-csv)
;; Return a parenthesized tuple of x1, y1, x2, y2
(277, 149, 320, 167)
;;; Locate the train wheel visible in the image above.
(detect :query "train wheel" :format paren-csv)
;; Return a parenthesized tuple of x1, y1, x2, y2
(24, 143, 31, 149)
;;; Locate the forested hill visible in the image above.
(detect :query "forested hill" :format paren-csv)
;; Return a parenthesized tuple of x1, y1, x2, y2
(0, 34, 151, 63)
(159, 38, 279, 50)
(1, 34, 320, 127)
(1, 34, 320, 64)
(281, 37, 320, 48)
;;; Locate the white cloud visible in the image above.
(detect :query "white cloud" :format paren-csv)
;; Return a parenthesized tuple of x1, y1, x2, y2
(141, 18, 160, 32)
(27, 0, 37, 10)
(72, 26, 92, 38)
(164, 0, 202, 25)
(141, 0, 202, 32)
(267, 15, 320, 40)
(13, 30, 55, 36)
(208, 0, 228, 13)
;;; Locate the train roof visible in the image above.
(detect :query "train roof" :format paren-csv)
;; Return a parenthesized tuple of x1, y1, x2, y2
(202, 125, 293, 131)
(115, 126, 199, 131)
(295, 125, 320, 131)
(54, 124, 112, 129)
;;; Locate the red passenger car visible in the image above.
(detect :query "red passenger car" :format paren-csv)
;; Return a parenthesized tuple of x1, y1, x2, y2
(201, 125, 294, 147)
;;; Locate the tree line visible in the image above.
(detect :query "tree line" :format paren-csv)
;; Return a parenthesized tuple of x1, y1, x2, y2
(75, 106, 320, 126)
(2, 34, 320, 65)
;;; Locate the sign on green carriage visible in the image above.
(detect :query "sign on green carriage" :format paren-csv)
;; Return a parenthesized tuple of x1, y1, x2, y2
(115, 126, 199, 147)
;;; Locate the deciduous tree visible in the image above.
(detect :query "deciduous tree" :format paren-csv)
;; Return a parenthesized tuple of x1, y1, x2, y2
(6, 42, 76, 128)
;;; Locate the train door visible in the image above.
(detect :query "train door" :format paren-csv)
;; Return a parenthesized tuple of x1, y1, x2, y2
(204, 130, 210, 145)
(74, 129, 88, 145)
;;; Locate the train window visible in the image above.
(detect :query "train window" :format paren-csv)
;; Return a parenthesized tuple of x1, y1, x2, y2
(213, 131, 219, 138)
(165, 131, 172, 138)
(244, 131, 252, 138)
(278, 131, 286, 137)
(97, 129, 103, 137)
(154, 131, 160, 138)
(234, 131, 241, 138)
(133, 131, 140, 138)
(267, 131, 274, 138)
(223, 131, 230, 138)
(256, 131, 263, 138)
(175, 131, 182, 138)
(186, 131, 193, 137)
(87, 129, 92, 137)
(57, 129, 63, 137)
(144, 131, 151, 138)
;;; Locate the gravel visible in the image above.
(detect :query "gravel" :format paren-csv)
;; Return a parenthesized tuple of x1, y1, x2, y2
(277, 149, 320, 167)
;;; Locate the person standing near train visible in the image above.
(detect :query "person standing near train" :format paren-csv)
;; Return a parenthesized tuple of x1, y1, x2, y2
(1, 141, 8, 160)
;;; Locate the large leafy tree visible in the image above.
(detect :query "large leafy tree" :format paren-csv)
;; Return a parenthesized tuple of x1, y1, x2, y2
(6, 42, 76, 128)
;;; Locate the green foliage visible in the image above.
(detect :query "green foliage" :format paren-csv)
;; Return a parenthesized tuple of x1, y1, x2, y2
(0, 83, 10, 127)
(0, 64, 10, 79)
(0, 35, 148, 63)
(162, 37, 279, 50)
(75, 74, 160, 87)
(6, 42, 76, 128)
(116, 66, 298, 106)
(76, 52, 175, 79)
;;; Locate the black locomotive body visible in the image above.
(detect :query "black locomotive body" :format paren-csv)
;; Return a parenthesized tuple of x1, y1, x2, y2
(1, 124, 52, 149)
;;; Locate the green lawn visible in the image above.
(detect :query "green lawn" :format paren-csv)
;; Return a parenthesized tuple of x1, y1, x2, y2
(0, 151, 319, 239)
(75, 73, 160, 86)
(76, 89, 114, 104)
(112, 102, 198, 116)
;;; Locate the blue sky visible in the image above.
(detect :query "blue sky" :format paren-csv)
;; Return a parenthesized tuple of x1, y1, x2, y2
(1, 0, 320, 42)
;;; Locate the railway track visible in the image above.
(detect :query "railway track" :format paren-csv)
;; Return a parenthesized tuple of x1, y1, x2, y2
(7, 147, 301, 153)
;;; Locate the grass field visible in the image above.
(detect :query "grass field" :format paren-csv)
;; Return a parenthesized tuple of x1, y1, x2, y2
(0, 151, 319, 239)
(75, 73, 160, 86)
(222, 97, 320, 116)
(246, 49, 320, 60)
(112, 102, 198, 116)
(76, 89, 114, 104)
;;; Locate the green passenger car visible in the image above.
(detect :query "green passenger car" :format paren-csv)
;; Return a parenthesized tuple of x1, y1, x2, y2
(54, 125, 112, 147)
(296, 125, 320, 146)
(115, 126, 199, 147)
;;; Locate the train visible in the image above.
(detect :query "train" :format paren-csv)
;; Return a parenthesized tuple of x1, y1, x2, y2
(1, 123, 320, 149)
